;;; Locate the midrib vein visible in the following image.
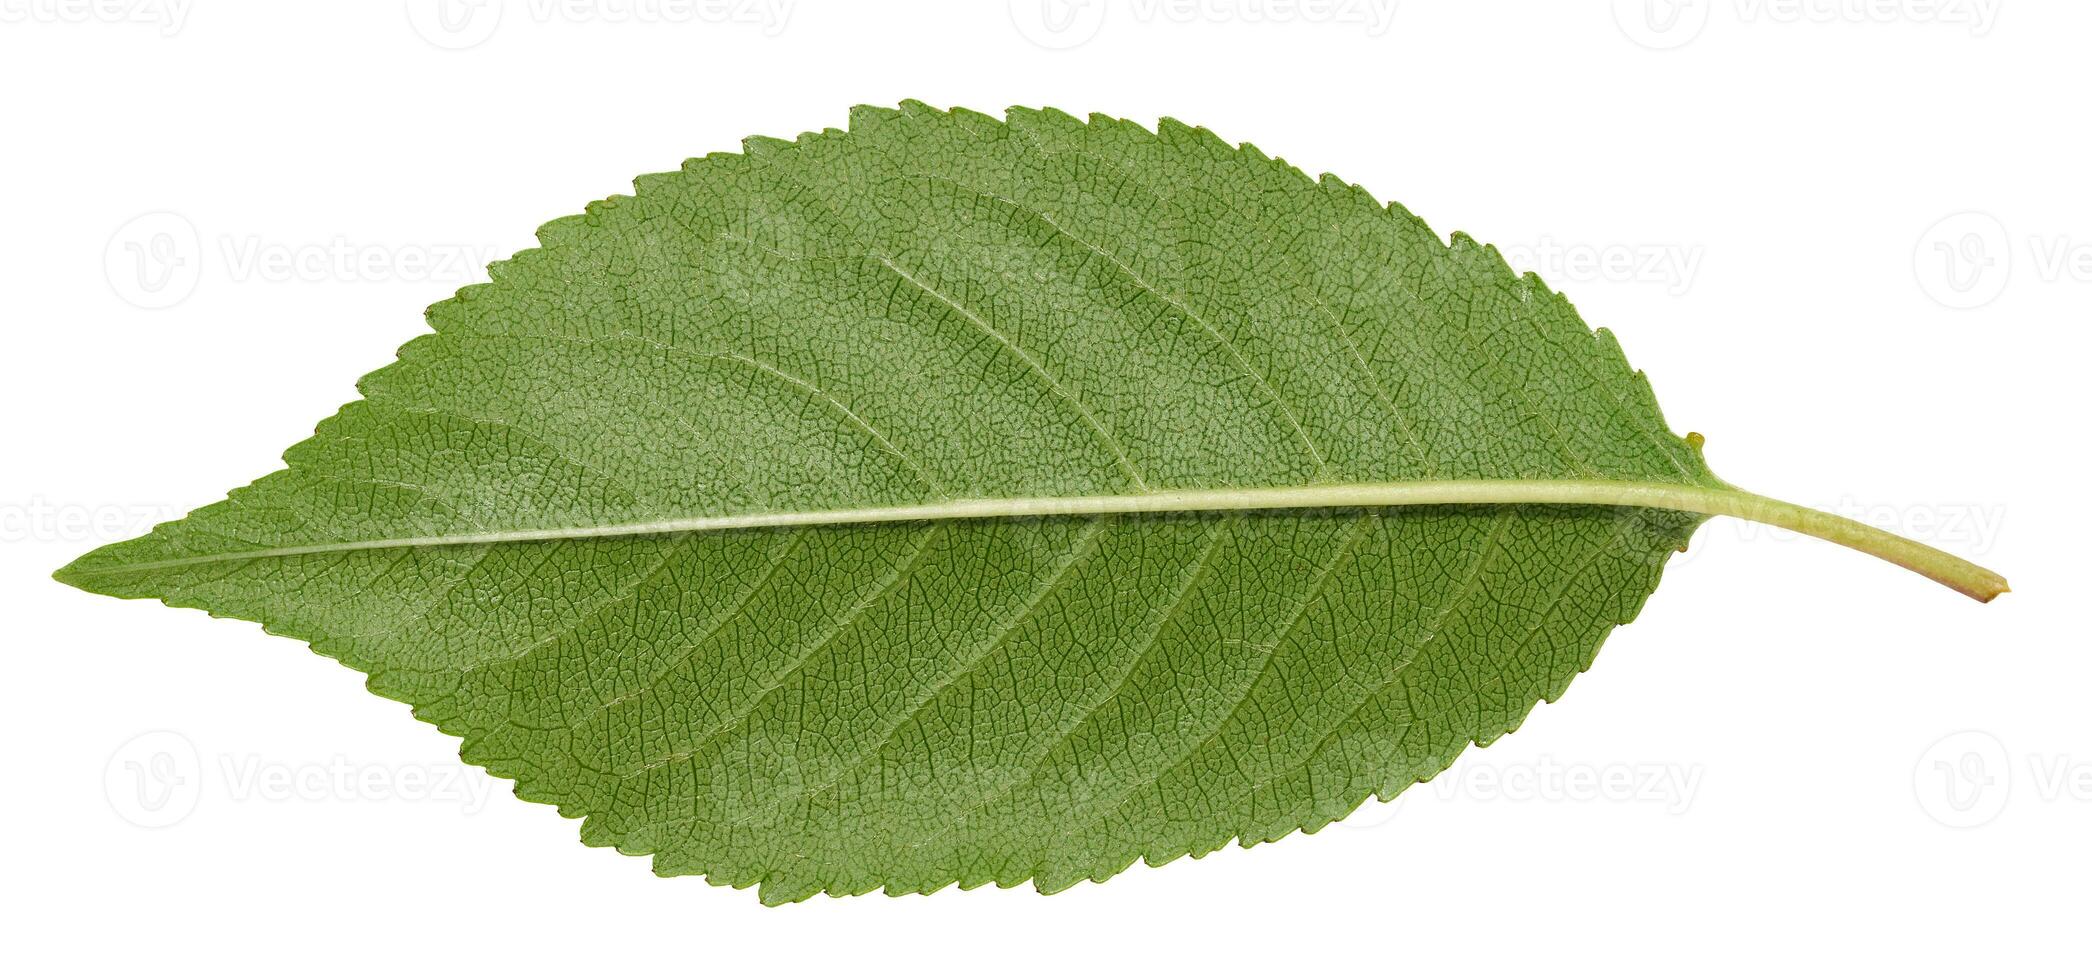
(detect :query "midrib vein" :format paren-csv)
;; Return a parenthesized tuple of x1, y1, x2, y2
(71, 479, 2007, 601)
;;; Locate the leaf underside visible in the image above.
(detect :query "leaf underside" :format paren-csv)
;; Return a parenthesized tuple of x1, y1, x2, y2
(60, 102, 1722, 903)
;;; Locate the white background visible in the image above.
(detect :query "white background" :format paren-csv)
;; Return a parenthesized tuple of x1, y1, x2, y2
(2, 1, 2083, 976)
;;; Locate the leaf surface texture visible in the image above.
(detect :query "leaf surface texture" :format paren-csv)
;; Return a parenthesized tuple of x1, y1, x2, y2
(61, 103, 1721, 902)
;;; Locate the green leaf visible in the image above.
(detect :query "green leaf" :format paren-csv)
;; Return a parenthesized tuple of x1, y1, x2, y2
(57, 103, 2004, 903)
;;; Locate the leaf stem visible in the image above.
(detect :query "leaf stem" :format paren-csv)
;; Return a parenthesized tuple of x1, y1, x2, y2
(68, 480, 2007, 602)
(1632, 485, 2010, 603)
